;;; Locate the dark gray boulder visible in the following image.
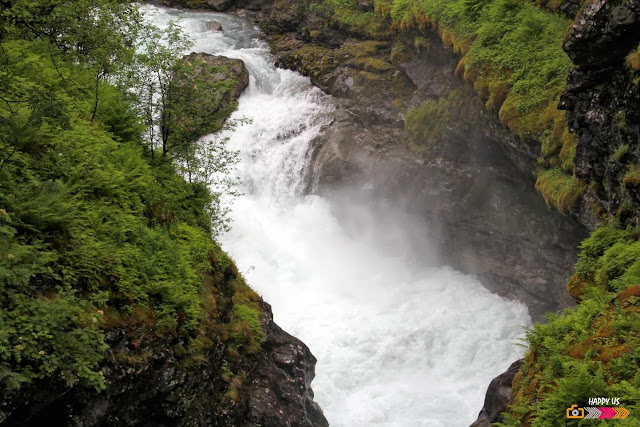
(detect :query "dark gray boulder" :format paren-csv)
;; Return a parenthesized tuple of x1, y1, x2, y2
(470, 360, 523, 426)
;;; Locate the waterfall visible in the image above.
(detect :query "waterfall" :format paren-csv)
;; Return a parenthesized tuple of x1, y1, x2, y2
(143, 5, 532, 426)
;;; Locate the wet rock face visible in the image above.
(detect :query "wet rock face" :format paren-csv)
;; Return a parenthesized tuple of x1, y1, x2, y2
(561, 0, 640, 228)
(241, 303, 329, 427)
(310, 89, 585, 319)
(470, 360, 523, 427)
(3, 329, 230, 426)
(564, 0, 640, 68)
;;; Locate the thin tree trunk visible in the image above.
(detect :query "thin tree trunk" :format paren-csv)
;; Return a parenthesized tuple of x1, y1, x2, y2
(90, 72, 102, 123)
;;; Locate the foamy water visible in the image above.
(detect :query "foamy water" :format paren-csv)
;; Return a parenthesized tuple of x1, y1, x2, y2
(143, 5, 532, 425)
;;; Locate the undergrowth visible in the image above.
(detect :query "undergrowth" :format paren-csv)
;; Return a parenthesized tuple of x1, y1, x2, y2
(499, 227, 640, 426)
(535, 168, 586, 213)
(0, 13, 263, 408)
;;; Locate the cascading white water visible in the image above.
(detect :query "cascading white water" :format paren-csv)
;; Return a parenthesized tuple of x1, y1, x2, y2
(143, 6, 532, 426)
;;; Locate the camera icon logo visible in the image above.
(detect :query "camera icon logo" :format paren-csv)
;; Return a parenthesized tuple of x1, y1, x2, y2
(566, 404, 585, 419)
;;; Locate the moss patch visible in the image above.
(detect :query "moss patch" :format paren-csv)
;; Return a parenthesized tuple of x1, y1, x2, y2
(535, 168, 587, 214)
(623, 167, 640, 187)
(626, 44, 640, 71)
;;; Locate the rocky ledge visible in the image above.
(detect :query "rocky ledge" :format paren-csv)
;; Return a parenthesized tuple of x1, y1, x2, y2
(168, 52, 250, 143)
(241, 303, 328, 427)
(470, 360, 523, 427)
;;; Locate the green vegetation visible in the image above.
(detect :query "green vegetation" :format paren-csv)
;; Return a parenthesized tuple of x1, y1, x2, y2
(623, 166, 640, 187)
(535, 168, 586, 214)
(404, 86, 477, 153)
(499, 227, 640, 426)
(309, 0, 391, 36)
(405, 98, 449, 153)
(627, 44, 640, 71)
(229, 303, 266, 356)
(313, 0, 571, 136)
(0, 0, 261, 413)
(383, 0, 584, 202)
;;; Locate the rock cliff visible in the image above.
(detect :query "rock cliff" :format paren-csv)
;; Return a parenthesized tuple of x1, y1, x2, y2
(2, 289, 325, 426)
(470, 360, 523, 427)
(474, 0, 640, 424)
(2, 298, 325, 427)
(561, 0, 640, 229)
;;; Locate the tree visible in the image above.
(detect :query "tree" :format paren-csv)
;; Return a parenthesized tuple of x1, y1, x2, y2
(0, 0, 143, 121)
(123, 18, 244, 235)
(125, 21, 193, 162)
(175, 119, 245, 236)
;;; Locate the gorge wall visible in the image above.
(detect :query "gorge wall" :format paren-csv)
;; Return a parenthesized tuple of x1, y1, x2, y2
(562, 0, 640, 229)
(4, 295, 326, 427)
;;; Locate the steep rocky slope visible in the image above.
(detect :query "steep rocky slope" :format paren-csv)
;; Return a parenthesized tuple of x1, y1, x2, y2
(495, 2, 640, 425)
(3, 279, 325, 427)
(562, 0, 640, 229)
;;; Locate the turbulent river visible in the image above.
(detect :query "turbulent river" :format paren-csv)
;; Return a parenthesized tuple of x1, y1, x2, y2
(143, 6, 532, 426)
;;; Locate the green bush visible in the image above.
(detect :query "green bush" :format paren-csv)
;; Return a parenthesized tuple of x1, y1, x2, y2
(229, 304, 266, 355)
